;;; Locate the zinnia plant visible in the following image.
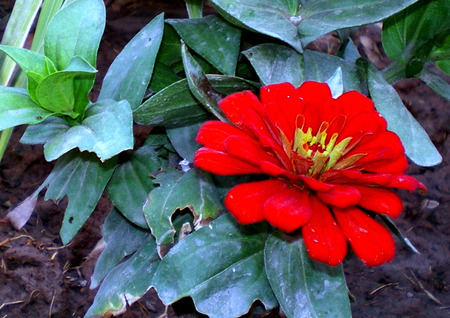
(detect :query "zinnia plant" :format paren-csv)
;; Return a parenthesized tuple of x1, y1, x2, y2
(1, 0, 447, 317)
(194, 81, 426, 267)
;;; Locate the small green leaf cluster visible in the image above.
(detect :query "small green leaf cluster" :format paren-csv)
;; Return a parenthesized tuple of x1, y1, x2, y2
(1, 0, 448, 317)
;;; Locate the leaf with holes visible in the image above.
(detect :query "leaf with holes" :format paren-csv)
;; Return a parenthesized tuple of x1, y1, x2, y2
(143, 168, 222, 247)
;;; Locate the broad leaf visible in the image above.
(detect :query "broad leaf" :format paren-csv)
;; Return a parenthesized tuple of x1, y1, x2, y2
(0, 44, 56, 81)
(363, 59, 442, 166)
(20, 117, 70, 145)
(106, 136, 167, 228)
(167, 14, 241, 75)
(43, 99, 133, 162)
(149, 24, 184, 93)
(243, 43, 304, 86)
(166, 122, 202, 162)
(304, 49, 363, 93)
(34, 56, 96, 117)
(44, 0, 105, 70)
(0, 86, 53, 130)
(134, 75, 258, 128)
(382, 0, 449, 61)
(90, 208, 149, 289)
(85, 234, 160, 317)
(143, 168, 222, 246)
(298, 0, 420, 46)
(152, 214, 277, 318)
(98, 13, 164, 110)
(326, 67, 344, 98)
(264, 233, 351, 318)
(181, 43, 227, 121)
(382, 0, 450, 78)
(39, 150, 116, 244)
(210, 0, 303, 52)
(184, 0, 204, 19)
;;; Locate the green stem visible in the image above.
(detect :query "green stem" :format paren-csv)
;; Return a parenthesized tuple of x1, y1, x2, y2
(185, 0, 203, 19)
(381, 59, 408, 84)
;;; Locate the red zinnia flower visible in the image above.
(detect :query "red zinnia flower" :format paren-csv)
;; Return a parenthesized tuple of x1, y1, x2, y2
(194, 82, 425, 267)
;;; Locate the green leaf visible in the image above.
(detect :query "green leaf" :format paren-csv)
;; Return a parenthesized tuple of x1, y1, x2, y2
(185, 0, 204, 18)
(152, 214, 277, 318)
(304, 50, 363, 93)
(382, 0, 450, 80)
(181, 42, 228, 121)
(143, 168, 222, 246)
(363, 59, 442, 166)
(417, 66, 450, 100)
(297, 0, 420, 46)
(20, 117, 70, 145)
(0, 44, 56, 77)
(264, 233, 351, 318)
(382, 0, 449, 61)
(44, 0, 105, 70)
(85, 234, 159, 317)
(149, 25, 184, 93)
(378, 214, 420, 254)
(98, 13, 164, 110)
(210, 0, 303, 52)
(40, 150, 116, 244)
(0, 86, 53, 130)
(34, 56, 96, 116)
(90, 208, 149, 289)
(166, 122, 202, 162)
(134, 75, 258, 128)
(106, 136, 167, 228)
(325, 67, 344, 98)
(43, 99, 133, 162)
(167, 15, 241, 75)
(243, 43, 305, 86)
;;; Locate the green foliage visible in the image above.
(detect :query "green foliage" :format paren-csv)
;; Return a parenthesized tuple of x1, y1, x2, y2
(39, 150, 116, 245)
(168, 14, 241, 75)
(152, 214, 277, 318)
(265, 233, 351, 318)
(363, 59, 442, 166)
(297, 0, 420, 46)
(42, 99, 133, 162)
(98, 13, 164, 110)
(0, 86, 53, 130)
(382, 0, 450, 82)
(143, 168, 222, 247)
(106, 135, 169, 228)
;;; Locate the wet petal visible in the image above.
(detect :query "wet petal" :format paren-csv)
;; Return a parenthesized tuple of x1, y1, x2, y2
(196, 120, 251, 152)
(354, 186, 403, 218)
(194, 148, 261, 175)
(302, 197, 347, 266)
(334, 207, 395, 266)
(225, 179, 287, 224)
(263, 186, 312, 232)
(316, 185, 361, 208)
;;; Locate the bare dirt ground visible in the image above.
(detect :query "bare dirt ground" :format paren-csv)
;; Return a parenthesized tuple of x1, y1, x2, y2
(1, 1, 449, 317)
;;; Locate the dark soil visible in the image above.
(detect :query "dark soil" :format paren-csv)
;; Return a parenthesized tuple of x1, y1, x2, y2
(1, 1, 449, 318)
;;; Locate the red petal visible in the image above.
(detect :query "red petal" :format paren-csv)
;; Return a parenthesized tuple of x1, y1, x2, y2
(225, 179, 287, 224)
(316, 185, 361, 208)
(354, 186, 403, 218)
(260, 83, 303, 140)
(263, 186, 312, 232)
(296, 81, 333, 133)
(334, 207, 395, 266)
(387, 175, 427, 193)
(337, 90, 376, 117)
(302, 197, 347, 266)
(224, 135, 281, 167)
(219, 90, 272, 141)
(196, 121, 251, 152)
(194, 148, 261, 175)
(299, 175, 334, 192)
